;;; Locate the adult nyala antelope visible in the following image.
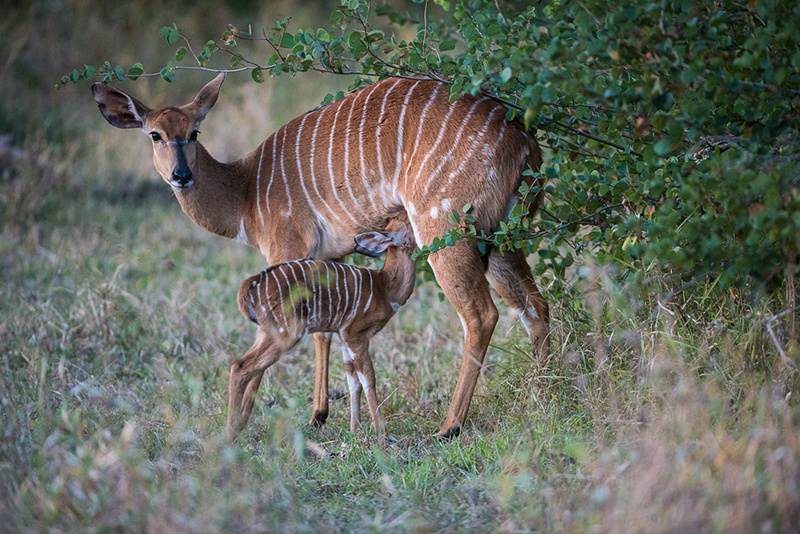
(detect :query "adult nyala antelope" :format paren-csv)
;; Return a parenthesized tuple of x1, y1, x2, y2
(92, 73, 549, 439)
(228, 214, 416, 440)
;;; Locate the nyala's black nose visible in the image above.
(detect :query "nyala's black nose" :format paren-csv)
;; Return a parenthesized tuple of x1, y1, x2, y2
(172, 168, 193, 187)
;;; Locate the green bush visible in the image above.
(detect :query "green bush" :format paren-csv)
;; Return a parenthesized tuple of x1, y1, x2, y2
(63, 0, 800, 292)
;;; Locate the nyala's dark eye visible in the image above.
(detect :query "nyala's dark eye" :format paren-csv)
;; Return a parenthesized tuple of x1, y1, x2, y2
(190, 130, 199, 142)
(150, 132, 163, 143)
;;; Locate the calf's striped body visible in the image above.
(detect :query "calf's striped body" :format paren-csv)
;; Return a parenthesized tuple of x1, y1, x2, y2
(228, 215, 416, 438)
(92, 73, 550, 439)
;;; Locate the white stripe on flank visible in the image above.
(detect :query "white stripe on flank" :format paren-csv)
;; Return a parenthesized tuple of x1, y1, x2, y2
(328, 100, 365, 228)
(341, 95, 364, 217)
(255, 274, 263, 309)
(376, 78, 402, 193)
(343, 265, 357, 322)
(295, 113, 324, 226)
(264, 271, 282, 325)
(340, 263, 351, 325)
(275, 268, 292, 332)
(266, 131, 278, 213)
(409, 95, 459, 193)
(286, 262, 302, 323)
(363, 271, 374, 312)
(494, 121, 508, 156)
(422, 97, 490, 194)
(313, 262, 322, 326)
(333, 262, 347, 330)
(279, 126, 292, 216)
(255, 141, 266, 225)
(403, 84, 443, 189)
(306, 262, 316, 323)
(336, 264, 347, 326)
(350, 266, 363, 321)
(447, 106, 502, 181)
(393, 81, 419, 191)
(296, 261, 310, 329)
(309, 108, 343, 224)
(324, 262, 333, 323)
(358, 84, 380, 202)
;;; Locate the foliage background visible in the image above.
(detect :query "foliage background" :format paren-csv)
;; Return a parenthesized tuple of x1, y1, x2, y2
(2, 0, 800, 531)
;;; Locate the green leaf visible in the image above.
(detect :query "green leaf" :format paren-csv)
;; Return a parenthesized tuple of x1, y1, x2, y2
(161, 23, 179, 45)
(348, 31, 362, 49)
(159, 66, 174, 83)
(252, 66, 265, 83)
(435, 0, 451, 11)
(280, 32, 295, 49)
(230, 53, 244, 68)
(176, 46, 188, 62)
(654, 139, 672, 156)
(127, 62, 144, 80)
(440, 38, 456, 52)
(114, 65, 125, 81)
(367, 30, 384, 43)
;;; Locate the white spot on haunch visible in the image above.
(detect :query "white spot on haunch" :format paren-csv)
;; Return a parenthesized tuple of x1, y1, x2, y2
(279, 327, 285, 333)
(487, 168, 497, 181)
(441, 198, 451, 212)
(407, 202, 417, 216)
(430, 206, 439, 219)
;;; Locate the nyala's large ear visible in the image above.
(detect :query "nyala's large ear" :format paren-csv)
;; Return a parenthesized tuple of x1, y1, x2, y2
(91, 83, 150, 130)
(354, 231, 396, 257)
(186, 73, 225, 122)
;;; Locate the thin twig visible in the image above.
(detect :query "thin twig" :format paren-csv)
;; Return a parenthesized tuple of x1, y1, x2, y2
(482, 91, 644, 157)
(555, 120, 643, 157)
(180, 34, 202, 66)
(648, 270, 714, 322)
(765, 321, 799, 370)
(527, 202, 625, 241)
(765, 305, 800, 324)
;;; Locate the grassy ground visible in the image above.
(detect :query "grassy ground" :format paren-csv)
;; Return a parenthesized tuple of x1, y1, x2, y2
(2, 1, 800, 532)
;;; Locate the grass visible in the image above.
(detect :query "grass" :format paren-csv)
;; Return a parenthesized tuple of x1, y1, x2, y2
(2, 1, 800, 531)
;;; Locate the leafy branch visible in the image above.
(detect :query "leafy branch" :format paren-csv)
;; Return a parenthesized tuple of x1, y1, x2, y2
(60, 0, 800, 293)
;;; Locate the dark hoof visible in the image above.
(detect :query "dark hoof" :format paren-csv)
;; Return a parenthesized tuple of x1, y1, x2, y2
(310, 411, 329, 427)
(437, 426, 461, 441)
